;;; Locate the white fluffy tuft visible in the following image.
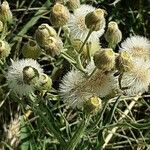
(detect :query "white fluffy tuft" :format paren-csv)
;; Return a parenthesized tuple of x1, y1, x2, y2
(60, 60, 117, 108)
(68, 4, 105, 43)
(7, 59, 43, 96)
(121, 59, 150, 95)
(120, 35, 150, 60)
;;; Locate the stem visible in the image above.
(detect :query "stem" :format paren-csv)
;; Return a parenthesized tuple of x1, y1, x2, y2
(86, 42, 92, 62)
(102, 94, 141, 149)
(35, 107, 66, 147)
(58, 27, 62, 36)
(88, 67, 97, 78)
(65, 116, 90, 150)
(76, 54, 87, 74)
(78, 29, 92, 54)
(118, 73, 123, 90)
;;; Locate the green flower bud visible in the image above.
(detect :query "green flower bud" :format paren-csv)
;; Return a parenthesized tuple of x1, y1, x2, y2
(44, 36, 63, 57)
(85, 8, 105, 31)
(50, 3, 70, 27)
(105, 21, 122, 47)
(66, 0, 80, 10)
(23, 66, 39, 85)
(0, 21, 3, 32)
(93, 48, 116, 71)
(22, 40, 41, 59)
(35, 23, 57, 47)
(0, 0, 13, 23)
(38, 74, 52, 91)
(0, 40, 11, 59)
(116, 51, 133, 72)
(84, 96, 102, 114)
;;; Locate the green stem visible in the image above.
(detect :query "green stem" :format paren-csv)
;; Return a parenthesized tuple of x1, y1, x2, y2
(0, 22, 7, 40)
(88, 67, 97, 78)
(76, 54, 87, 74)
(78, 29, 92, 54)
(35, 107, 66, 147)
(65, 116, 90, 150)
(86, 42, 92, 62)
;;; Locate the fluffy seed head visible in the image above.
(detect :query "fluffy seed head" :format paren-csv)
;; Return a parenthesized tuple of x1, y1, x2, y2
(105, 21, 122, 46)
(7, 59, 43, 96)
(85, 8, 105, 31)
(50, 3, 70, 27)
(22, 40, 41, 59)
(0, 40, 11, 58)
(93, 48, 116, 71)
(120, 35, 150, 60)
(60, 61, 117, 108)
(68, 4, 105, 42)
(116, 51, 133, 72)
(121, 59, 150, 95)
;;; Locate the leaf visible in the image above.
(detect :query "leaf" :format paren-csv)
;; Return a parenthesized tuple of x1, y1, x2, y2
(20, 116, 30, 150)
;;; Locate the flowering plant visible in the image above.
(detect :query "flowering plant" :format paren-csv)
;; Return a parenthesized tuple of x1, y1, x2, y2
(0, 0, 150, 149)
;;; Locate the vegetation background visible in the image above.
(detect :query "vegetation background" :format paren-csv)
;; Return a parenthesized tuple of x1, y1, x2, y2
(0, 0, 150, 150)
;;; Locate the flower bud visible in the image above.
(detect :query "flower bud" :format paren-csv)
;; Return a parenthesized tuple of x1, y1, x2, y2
(44, 36, 63, 57)
(50, 3, 70, 27)
(85, 8, 105, 31)
(0, 1, 13, 23)
(84, 96, 102, 114)
(116, 51, 133, 72)
(23, 66, 39, 85)
(0, 40, 11, 58)
(35, 23, 57, 47)
(93, 48, 116, 71)
(22, 40, 41, 59)
(38, 74, 52, 91)
(105, 21, 122, 47)
(0, 21, 3, 32)
(66, 0, 80, 10)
